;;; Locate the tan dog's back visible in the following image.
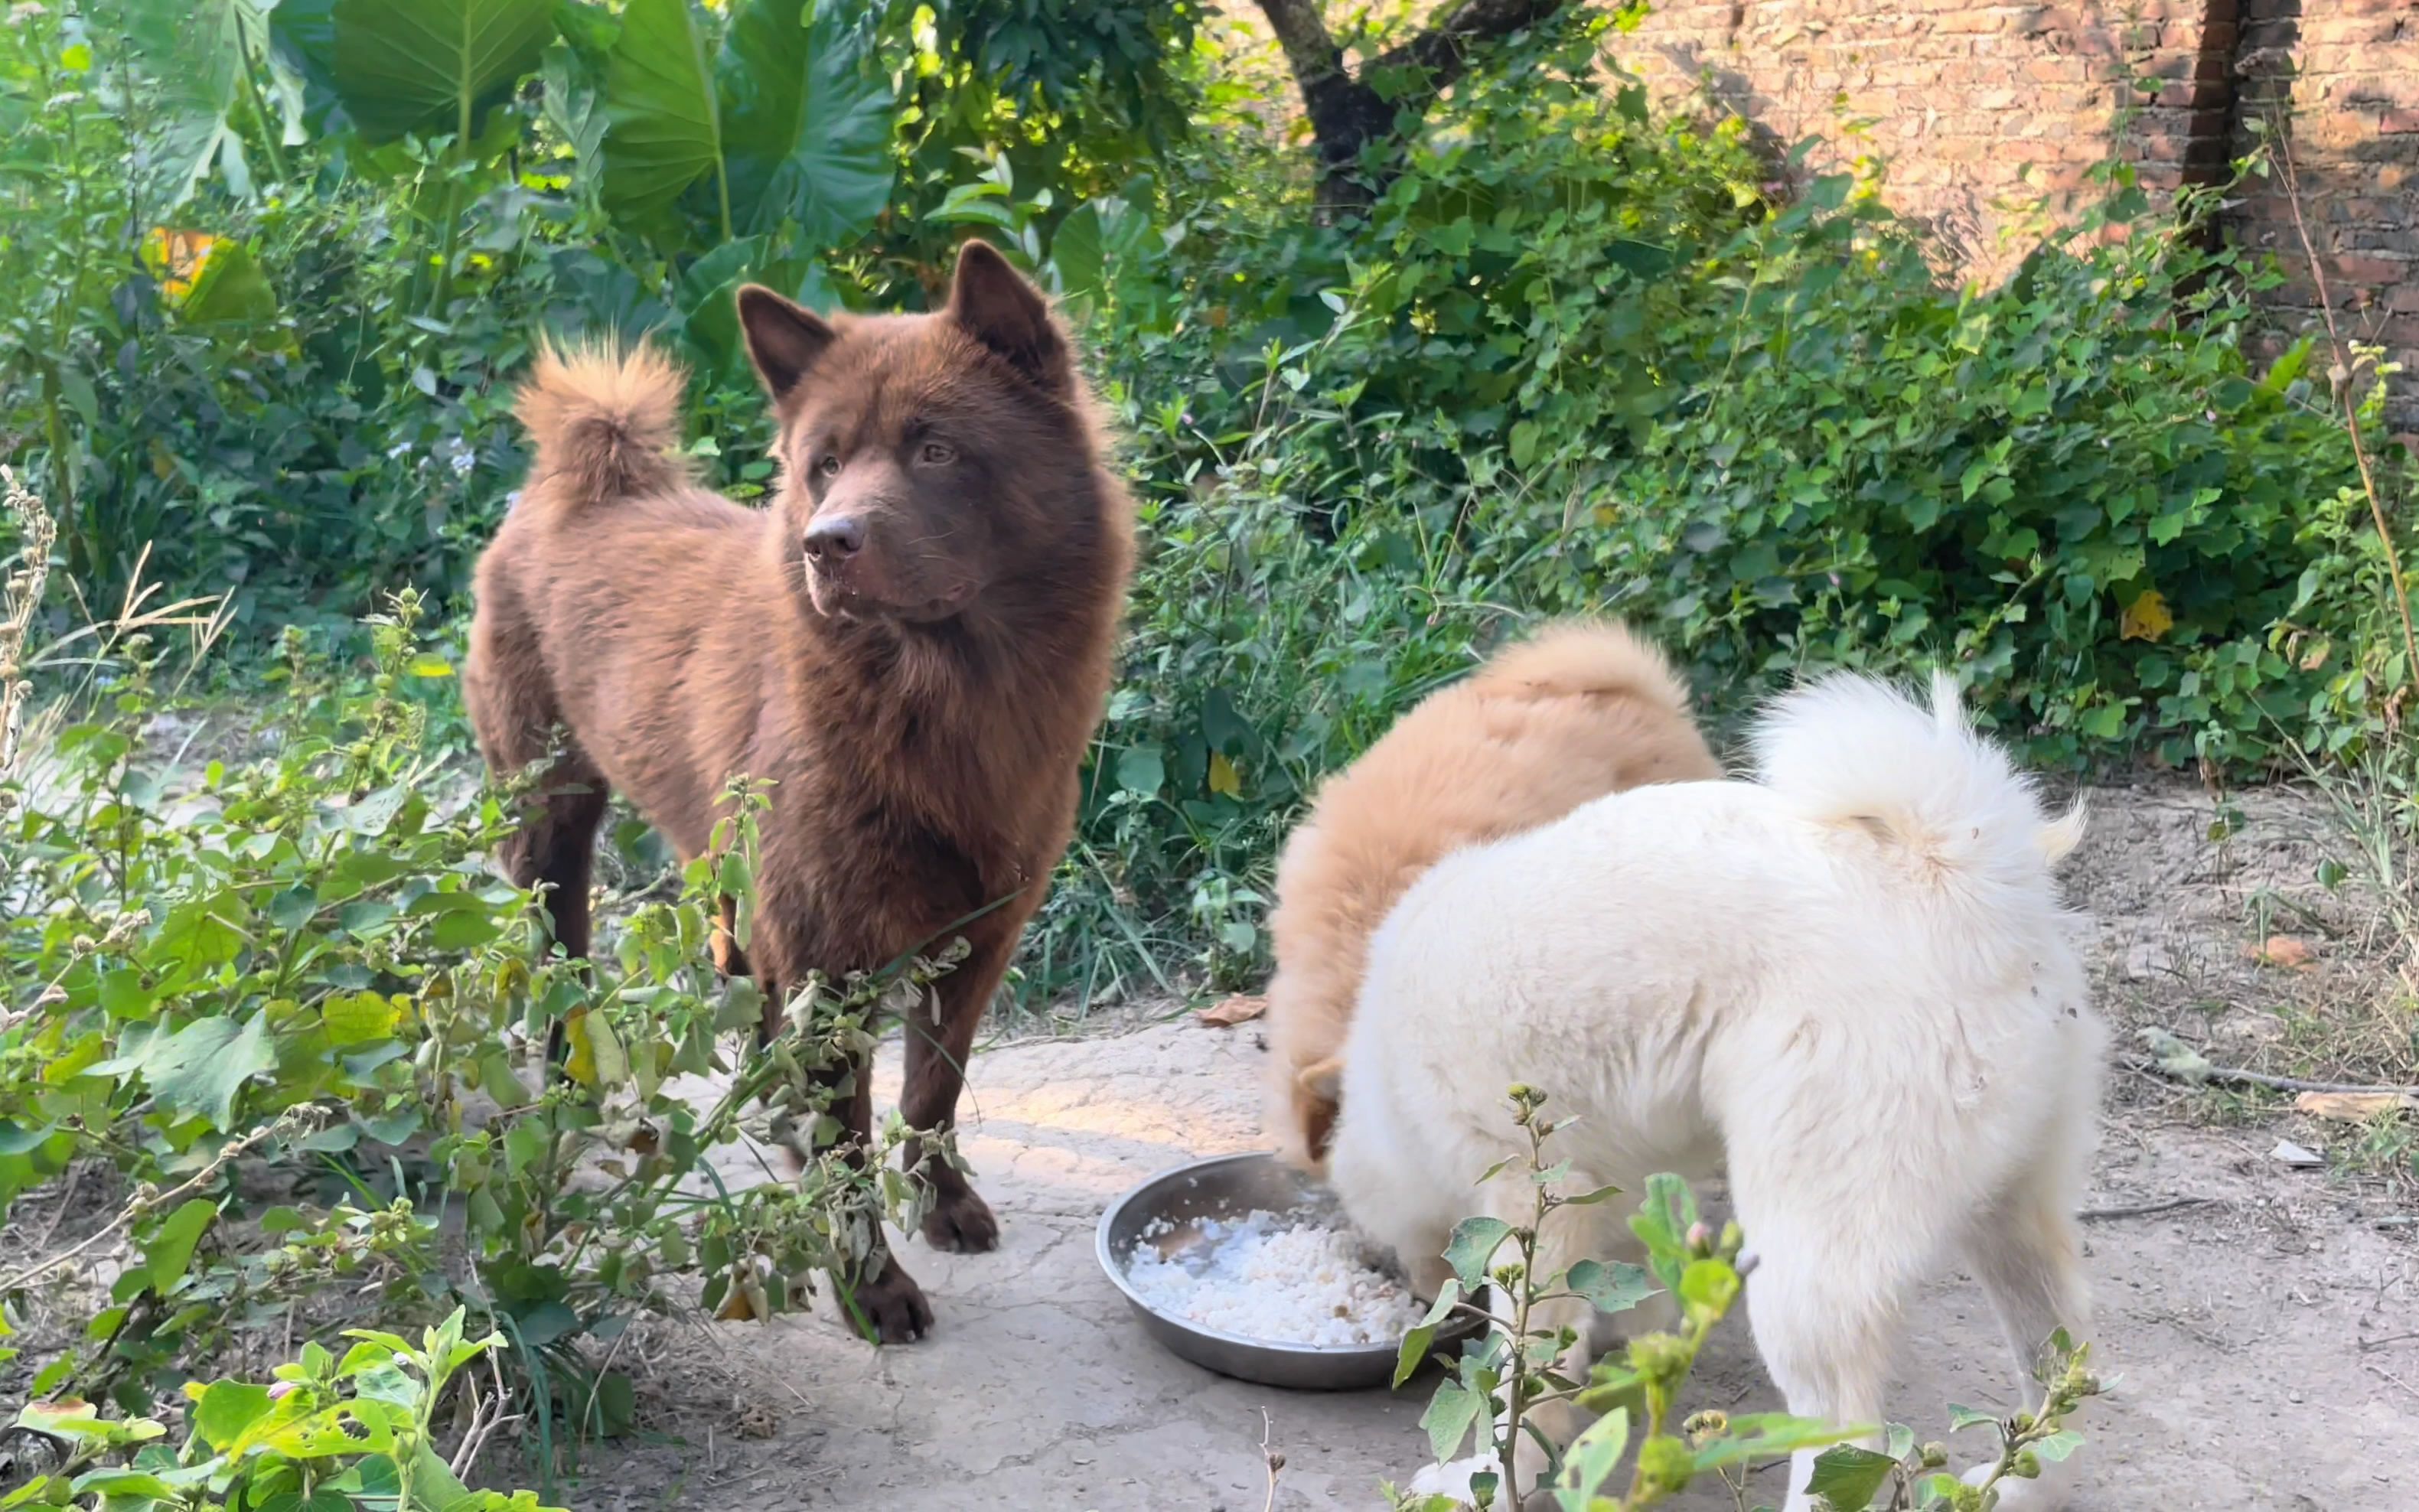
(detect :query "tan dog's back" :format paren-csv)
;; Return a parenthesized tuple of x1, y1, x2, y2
(1263, 621, 1719, 1166)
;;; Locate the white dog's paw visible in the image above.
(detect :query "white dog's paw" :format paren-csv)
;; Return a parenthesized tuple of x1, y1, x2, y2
(1409, 1453, 1502, 1506)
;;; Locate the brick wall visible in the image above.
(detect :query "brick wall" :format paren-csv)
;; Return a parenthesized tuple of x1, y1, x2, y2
(1619, 0, 2419, 429)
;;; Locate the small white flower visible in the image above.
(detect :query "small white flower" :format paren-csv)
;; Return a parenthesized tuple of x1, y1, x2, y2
(504, 489, 524, 510)
(386, 441, 413, 460)
(448, 447, 474, 478)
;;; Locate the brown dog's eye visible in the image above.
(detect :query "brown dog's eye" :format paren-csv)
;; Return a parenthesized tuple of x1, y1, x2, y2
(816, 454, 842, 477)
(917, 441, 957, 467)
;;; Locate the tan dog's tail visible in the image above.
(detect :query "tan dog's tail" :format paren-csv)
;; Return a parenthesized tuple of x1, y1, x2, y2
(514, 340, 687, 510)
(1469, 619, 1695, 715)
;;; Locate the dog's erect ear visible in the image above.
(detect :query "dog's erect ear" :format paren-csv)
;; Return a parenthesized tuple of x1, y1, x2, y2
(1296, 1057, 1345, 1162)
(737, 285, 836, 398)
(1296, 1057, 1344, 1102)
(946, 239, 1069, 392)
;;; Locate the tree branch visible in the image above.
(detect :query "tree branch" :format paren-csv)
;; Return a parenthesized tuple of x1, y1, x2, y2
(1252, 0, 1573, 213)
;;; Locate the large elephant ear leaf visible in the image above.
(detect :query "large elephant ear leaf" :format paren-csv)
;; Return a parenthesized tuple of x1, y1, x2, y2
(598, 0, 727, 233)
(328, 0, 558, 144)
(122, 0, 305, 208)
(718, 0, 896, 246)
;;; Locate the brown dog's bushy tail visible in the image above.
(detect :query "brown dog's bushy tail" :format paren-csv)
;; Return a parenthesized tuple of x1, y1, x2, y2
(1470, 619, 1695, 715)
(514, 341, 686, 510)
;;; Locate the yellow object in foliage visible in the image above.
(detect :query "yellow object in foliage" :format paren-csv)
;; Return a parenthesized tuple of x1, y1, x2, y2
(1208, 751, 1243, 797)
(144, 228, 220, 300)
(2119, 588, 2173, 643)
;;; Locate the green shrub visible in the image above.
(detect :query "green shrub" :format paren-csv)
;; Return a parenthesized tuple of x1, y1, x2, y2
(1015, 15, 2410, 999)
(0, 549, 942, 1474)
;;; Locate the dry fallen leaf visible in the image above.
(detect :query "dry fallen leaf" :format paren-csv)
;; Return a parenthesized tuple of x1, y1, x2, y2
(2293, 1090, 2419, 1121)
(1198, 993, 1267, 1028)
(2269, 1139, 2323, 1168)
(2243, 934, 2316, 969)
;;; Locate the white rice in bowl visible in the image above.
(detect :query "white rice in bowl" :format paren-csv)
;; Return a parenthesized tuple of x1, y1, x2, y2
(1124, 1209, 1428, 1347)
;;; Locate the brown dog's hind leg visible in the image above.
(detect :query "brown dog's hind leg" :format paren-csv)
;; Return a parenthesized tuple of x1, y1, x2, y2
(465, 599, 611, 1065)
(510, 762, 609, 1067)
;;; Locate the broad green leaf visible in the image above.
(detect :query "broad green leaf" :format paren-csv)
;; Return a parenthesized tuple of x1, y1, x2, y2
(1115, 745, 1165, 797)
(122, 0, 305, 207)
(1945, 1404, 2000, 1433)
(0, 1122, 54, 1155)
(1677, 1258, 1741, 1320)
(503, 1122, 548, 1178)
(718, 0, 895, 245)
(1443, 1216, 1511, 1292)
(1392, 1279, 1461, 1388)
(323, 992, 400, 1046)
(564, 1009, 628, 1087)
(412, 1442, 475, 1505)
(192, 1380, 273, 1449)
(431, 908, 504, 950)
(96, 966, 151, 1017)
(337, 784, 409, 835)
(268, 885, 319, 931)
(1048, 202, 1104, 300)
(601, 0, 726, 230)
(1509, 418, 1542, 468)
(541, 41, 607, 197)
(329, 0, 557, 143)
(1628, 1172, 1699, 1291)
(512, 1302, 581, 1348)
(1804, 1445, 1899, 1510)
(142, 1198, 218, 1294)
(1564, 1258, 1656, 1315)
(1420, 1378, 1486, 1464)
(2030, 1428, 2085, 1463)
(180, 240, 281, 324)
(1552, 1406, 1628, 1509)
(100, 1015, 277, 1129)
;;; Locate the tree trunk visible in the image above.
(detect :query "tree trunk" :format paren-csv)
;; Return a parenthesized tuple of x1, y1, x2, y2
(1252, 0, 1573, 214)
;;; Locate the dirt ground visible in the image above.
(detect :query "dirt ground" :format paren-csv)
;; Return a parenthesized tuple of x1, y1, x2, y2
(570, 778, 2419, 1512)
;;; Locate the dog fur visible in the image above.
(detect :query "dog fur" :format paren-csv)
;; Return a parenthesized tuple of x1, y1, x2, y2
(1326, 673, 2101, 1511)
(1263, 621, 1718, 1169)
(464, 241, 1134, 1341)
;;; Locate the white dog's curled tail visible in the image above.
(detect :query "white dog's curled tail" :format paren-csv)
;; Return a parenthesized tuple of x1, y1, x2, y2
(1749, 670, 2085, 894)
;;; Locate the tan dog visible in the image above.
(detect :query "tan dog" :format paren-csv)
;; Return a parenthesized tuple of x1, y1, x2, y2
(1263, 621, 1718, 1168)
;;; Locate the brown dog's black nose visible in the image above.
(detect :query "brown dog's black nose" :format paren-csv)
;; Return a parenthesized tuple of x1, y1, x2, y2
(804, 515, 866, 560)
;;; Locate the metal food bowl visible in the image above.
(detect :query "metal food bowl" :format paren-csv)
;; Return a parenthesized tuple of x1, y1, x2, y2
(1096, 1151, 1480, 1391)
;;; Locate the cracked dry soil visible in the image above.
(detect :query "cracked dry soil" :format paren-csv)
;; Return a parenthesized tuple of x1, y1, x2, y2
(583, 779, 2418, 1511)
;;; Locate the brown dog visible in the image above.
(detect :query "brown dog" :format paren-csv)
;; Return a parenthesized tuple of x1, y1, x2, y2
(1263, 621, 1720, 1169)
(464, 242, 1134, 1341)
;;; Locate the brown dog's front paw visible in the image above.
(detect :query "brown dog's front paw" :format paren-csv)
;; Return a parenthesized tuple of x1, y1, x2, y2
(921, 1186, 999, 1253)
(838, 1256, 934, 1344)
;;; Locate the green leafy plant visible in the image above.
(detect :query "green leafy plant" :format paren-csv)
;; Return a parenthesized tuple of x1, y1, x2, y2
(1, 516, 950, 1458)
(5, 1307, 567, 1510)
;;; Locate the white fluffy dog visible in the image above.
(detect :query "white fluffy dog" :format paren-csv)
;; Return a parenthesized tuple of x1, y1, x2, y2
(1322, 673, 2102, 1511)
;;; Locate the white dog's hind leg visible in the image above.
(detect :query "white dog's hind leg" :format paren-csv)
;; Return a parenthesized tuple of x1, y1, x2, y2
(1958, 1178, 2093, 1510)
(1740, 1243, 1896, 1512)
(1725, 1126, 1948, 1512)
